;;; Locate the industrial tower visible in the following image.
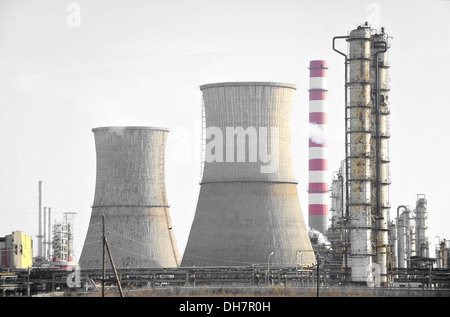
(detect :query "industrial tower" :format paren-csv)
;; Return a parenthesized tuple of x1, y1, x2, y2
(332, 22, 392, 285)
(308, 60, 329, 235)
(182, 82, 316, 267)
(79, 127, 181, 269)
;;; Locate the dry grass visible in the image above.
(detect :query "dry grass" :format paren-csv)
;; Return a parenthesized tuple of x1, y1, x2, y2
(66, 285, 441, 297)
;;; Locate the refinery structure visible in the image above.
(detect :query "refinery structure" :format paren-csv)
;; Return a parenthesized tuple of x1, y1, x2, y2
(1, 22, 450, 296)
(328, 22, 394, 285)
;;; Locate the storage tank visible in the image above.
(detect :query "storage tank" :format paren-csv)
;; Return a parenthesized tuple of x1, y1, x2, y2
(181, 82, 316, 267)
(79, 127, 181, 268)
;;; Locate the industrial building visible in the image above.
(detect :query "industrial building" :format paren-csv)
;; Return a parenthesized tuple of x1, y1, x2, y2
(34, 181, 53, 265)
(181, 82, 316, 267)
(52, 212, 77, 264)
(79, 127, 181, 269)
(0, 231, 33, 269)
(31, 181, 78, 269)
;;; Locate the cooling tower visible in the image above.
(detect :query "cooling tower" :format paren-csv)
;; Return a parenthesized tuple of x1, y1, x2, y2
(181, 82, 316, 267)
(308, 60, 329, 234)
(79, 127, 181, 269)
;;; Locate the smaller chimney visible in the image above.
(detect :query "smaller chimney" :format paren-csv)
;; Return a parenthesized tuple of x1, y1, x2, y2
(38, 181, 43, 258)
(48, 207, 52, 260)
(43, 207, 47, 260)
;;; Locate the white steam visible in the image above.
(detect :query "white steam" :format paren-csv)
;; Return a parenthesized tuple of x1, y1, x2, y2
(308, 227, 329, 245)
(309, 122, 327, 145)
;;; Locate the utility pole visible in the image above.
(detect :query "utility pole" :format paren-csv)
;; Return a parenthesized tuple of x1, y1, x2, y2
(102, 214, 106, 297)
(102, 213, 124, 297)
(27, 267, 30, 297)
(105, 235, 124, 297)
(317, 254, 321, 297)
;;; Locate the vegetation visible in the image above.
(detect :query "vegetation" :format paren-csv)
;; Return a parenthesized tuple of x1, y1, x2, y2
(63, 285, 450, 297)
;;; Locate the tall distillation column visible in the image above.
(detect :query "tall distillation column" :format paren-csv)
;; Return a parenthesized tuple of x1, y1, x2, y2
(334, 22, 393, 284)
(346, 24, 373, 283)
(415, 195, 429, 258)
(308, 60, 329, 235)
(370, 28, 391, 285)
(397, 206, 409, 269)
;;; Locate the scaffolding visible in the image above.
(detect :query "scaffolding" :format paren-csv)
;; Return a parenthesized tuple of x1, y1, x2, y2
(52, 212, 77, 262)
(52, 222, 68, 262)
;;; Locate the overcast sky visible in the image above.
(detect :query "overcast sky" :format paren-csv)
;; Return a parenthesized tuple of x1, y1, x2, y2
(0, 0, 449, 260)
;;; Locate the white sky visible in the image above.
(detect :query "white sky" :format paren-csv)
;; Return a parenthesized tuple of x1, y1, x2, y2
(0, 0, 449, 260)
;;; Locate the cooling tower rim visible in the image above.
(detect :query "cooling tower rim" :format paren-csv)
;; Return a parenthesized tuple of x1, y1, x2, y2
(92, 126, 170, 133)
(200, 82, 297, 91)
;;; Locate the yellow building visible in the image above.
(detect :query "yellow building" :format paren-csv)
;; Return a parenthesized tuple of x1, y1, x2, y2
(0, 231, 33, 269)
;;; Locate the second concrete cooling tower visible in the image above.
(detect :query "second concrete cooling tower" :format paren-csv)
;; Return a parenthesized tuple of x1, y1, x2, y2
(182, 82, 316, 267)
(79, 127, 181, 269)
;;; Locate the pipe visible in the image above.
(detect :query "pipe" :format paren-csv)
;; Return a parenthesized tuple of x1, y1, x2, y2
(332, 37, 351, 280)
(339, 174, 344, 219)
(373, 37, 388, 220)
(332, 35, 349, 219)
(397, 205, 408, 222)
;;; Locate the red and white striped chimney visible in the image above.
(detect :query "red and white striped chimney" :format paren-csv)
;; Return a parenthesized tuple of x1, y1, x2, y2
(308, 60, 329, 234)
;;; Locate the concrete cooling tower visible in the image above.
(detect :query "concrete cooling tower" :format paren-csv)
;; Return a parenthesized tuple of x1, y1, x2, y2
(181, 82, 316, 267)
(79, 127, 181, 269)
